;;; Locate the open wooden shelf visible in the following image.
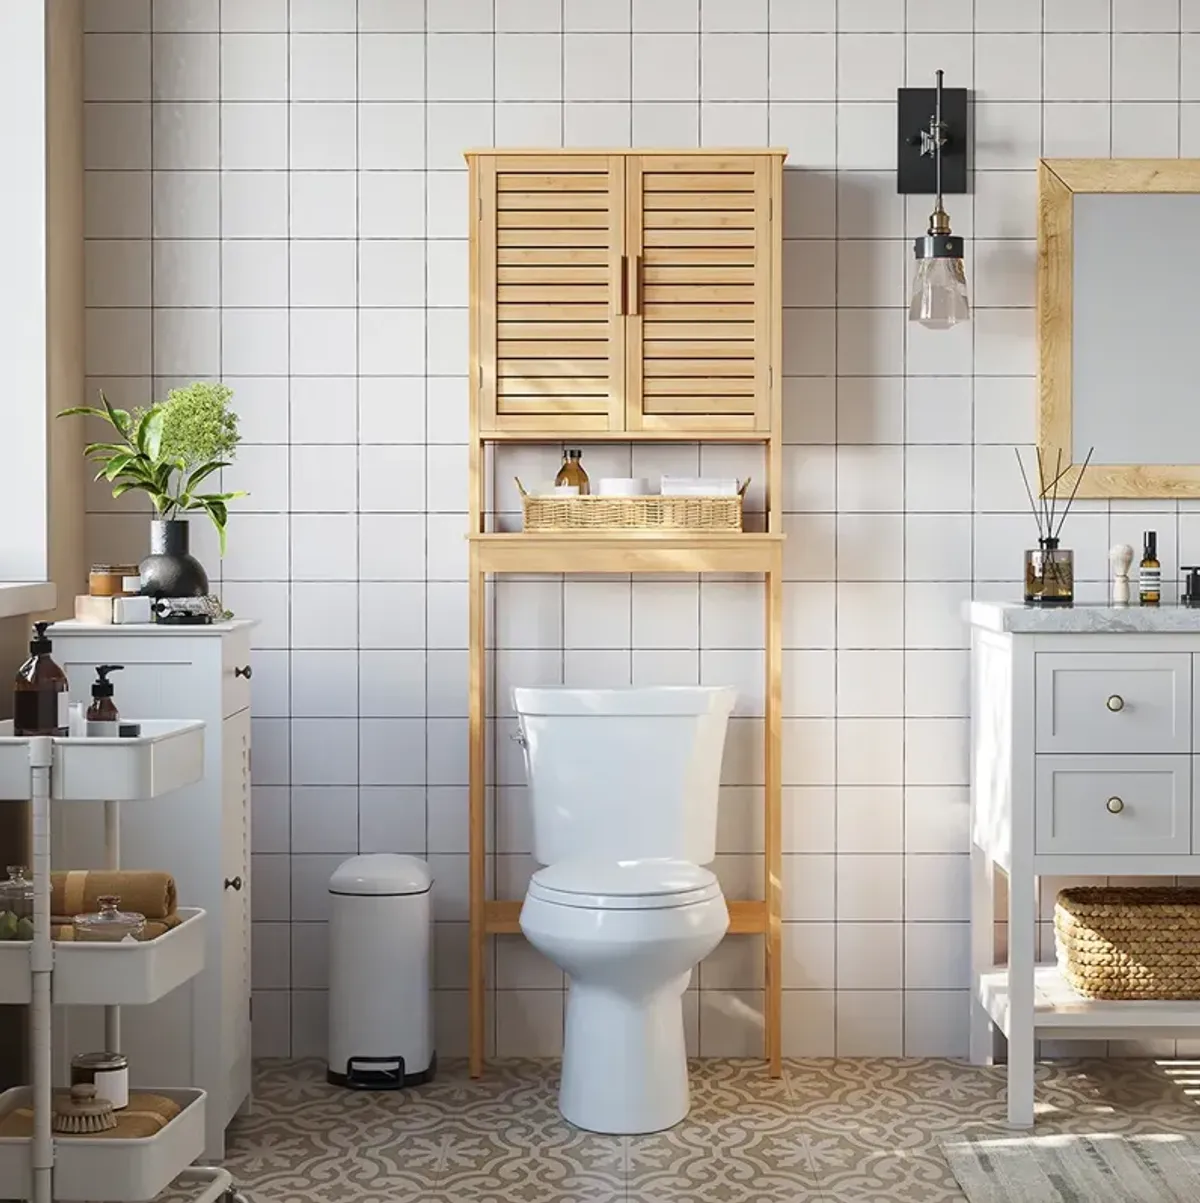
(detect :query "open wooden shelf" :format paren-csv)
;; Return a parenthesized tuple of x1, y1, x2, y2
(484, 898, 769, 935)
(471, 532, 783, 574)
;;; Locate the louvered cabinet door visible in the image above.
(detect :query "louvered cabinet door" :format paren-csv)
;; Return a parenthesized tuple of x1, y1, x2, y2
(625, 155, 775, 433)
(474, 155, 625, 434)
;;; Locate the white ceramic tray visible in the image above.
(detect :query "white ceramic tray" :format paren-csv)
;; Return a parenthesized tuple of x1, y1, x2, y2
(0, 1086, 205, 1202)
(0, 909, 206, 1007)
(0, 719, 204, 801)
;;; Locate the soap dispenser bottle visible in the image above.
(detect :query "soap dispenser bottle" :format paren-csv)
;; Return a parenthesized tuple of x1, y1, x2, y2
(86, 665, 124, 737)
(14, 622, 69, 736)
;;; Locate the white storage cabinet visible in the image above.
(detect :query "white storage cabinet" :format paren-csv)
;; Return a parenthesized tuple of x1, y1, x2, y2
(48, 621, 255, 1161)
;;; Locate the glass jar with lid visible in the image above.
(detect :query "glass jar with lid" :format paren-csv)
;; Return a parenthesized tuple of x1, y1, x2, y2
(0, 866, 33, 941)
(73, 895, 145, 943)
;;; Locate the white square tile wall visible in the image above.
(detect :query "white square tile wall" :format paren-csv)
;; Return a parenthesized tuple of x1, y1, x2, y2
(82, 0, 1186, 1062)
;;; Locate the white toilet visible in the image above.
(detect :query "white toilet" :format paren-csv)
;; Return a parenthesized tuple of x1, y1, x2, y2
(514, 685, 735, 1135)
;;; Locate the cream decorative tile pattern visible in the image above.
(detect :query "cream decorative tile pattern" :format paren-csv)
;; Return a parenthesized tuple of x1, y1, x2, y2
(150, 1057, 1200, 1202)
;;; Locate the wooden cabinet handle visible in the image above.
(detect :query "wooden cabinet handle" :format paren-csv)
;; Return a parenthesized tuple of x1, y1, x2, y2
(235, 665, 253, 679)
(1106, 796, 1125, 814)
(616, 255, 627, 316)
(1106, 694, 1124, 711)
(627, 254, 641, 316)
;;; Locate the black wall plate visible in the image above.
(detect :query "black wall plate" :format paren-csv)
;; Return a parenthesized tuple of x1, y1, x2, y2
(897, 86, 968, 194)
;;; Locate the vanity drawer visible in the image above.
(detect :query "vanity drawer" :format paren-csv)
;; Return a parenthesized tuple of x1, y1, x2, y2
(1035, 755, 1191, 855)
(1034, 652, 1191, 754)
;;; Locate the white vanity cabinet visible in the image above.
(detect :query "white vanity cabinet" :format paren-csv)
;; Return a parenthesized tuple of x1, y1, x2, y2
(968, 602, 1200, 1129)
(47, 619, 255, 1160)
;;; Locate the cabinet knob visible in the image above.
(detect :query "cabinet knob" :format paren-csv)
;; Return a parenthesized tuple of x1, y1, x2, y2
(224, 875, 243, 891)
(1106, 694, 1124, 712)
(235, 665, 253, 679)
(1106, 796, 1125, 814)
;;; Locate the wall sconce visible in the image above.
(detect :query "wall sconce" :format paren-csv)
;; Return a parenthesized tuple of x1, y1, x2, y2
(898, 70, 969, 330)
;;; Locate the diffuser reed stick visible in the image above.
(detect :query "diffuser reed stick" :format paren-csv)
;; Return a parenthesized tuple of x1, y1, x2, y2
(1050, 447, 1094, 541)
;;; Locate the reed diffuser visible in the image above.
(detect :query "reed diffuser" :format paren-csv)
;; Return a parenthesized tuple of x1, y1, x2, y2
(1015, 446, 1093, 607)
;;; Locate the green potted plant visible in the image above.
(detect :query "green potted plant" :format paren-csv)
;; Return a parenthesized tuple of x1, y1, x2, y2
(60, 382, 245, 597)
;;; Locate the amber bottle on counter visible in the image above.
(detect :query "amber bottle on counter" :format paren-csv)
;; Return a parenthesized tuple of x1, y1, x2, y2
(555, 449, 589, 495)
(14, 622, 69, 736)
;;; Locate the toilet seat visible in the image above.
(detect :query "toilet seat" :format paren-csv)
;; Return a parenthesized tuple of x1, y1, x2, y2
(527, 858, 721, 911)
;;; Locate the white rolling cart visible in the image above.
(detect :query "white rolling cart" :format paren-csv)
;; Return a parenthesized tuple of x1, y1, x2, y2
(0, 719, 247, 1203)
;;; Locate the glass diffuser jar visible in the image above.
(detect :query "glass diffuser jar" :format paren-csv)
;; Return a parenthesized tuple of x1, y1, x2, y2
(1025, 537, 1074, 606)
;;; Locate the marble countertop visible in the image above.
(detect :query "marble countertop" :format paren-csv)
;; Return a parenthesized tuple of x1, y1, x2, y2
(966, 600, 1200, 634)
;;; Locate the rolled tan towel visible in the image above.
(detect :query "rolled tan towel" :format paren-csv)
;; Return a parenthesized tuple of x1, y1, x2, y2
(0, 1092, 181, 1139)
(51, 870, 176, 920)
(51, 914, 182, 942)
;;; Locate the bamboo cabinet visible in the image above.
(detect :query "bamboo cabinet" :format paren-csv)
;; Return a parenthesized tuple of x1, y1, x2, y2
(466, 148, 787, 1078)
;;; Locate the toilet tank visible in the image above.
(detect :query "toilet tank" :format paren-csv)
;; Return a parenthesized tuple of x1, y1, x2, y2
(512, 686, 736, 866)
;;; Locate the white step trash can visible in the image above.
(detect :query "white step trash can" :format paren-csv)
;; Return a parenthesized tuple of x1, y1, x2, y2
(327, 853, 436, 1089)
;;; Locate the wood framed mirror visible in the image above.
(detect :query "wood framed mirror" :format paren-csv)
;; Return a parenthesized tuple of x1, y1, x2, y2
(1039, 159, 1200, 498)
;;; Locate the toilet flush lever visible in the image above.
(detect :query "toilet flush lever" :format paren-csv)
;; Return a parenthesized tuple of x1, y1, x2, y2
(511, 728, 528, 748)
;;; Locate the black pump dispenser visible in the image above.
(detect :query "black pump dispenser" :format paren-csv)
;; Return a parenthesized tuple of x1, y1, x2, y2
(1183, 568, 1200, 608)
(29, 622, 52, 655)
(91, 665, 124, 699)
(86, 665, 123, 736)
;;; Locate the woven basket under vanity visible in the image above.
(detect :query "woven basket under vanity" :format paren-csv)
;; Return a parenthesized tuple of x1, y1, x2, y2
(1055, 886, 1200, 1000)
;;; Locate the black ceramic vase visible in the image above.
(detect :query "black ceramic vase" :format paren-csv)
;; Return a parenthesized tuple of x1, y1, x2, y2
(140, 518, 209, 598)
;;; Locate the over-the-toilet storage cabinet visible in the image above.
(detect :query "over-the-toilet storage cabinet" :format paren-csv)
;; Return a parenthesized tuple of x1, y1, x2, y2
(466, 148, 786, 1077)
(48, 619, 254, 1160)
(475, 152, 776, 436)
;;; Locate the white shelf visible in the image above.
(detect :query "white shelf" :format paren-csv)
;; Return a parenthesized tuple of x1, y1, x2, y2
(978, 964, 1200, 1039)
(0, 1087, 205, 1202)
(0, 908, 206, 1007)
(0, 719, 204, 801)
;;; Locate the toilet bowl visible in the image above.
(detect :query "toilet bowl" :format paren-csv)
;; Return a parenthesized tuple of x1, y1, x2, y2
(512, 686, 736, 1134)
(520, 858, 728, 1134)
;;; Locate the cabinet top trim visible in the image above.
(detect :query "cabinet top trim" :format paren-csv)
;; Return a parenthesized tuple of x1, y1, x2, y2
(464, 147, 789, 160)
(49, 618, 259, 636)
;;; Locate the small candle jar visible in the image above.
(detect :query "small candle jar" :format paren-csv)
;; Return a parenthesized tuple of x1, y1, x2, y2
(70, 1051, 129, 1110)
(1025, 538, 1074, 606)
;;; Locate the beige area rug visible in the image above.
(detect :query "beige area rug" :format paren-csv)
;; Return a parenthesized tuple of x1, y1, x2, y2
(943, 1133, 1200, 1203)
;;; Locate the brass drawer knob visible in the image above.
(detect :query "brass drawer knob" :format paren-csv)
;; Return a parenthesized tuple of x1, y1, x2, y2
(1106, 796, 1125, 814)
(1106, 694, 1125, 712)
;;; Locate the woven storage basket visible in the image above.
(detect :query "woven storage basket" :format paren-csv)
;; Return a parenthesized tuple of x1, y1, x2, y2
(1055, 886, 1200, 1000)
(517, 479, 748, 533)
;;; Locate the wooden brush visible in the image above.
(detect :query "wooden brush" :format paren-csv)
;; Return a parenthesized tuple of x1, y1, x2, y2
(53, 1084, 116, 1134)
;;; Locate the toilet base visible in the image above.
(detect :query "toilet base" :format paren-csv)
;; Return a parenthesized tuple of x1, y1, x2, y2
(559, 974, 691, 1135)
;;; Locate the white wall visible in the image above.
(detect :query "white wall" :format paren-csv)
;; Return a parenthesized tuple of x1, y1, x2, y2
(81, 0, 1200, 1061)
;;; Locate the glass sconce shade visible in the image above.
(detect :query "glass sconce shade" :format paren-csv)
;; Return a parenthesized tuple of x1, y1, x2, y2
(909, 250, 970, 331)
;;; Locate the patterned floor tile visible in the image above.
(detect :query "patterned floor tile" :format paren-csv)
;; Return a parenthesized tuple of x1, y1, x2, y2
(178, 1055, 1200, 1203)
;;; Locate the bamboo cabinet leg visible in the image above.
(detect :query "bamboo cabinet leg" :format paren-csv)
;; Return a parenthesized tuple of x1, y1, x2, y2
(468, 550, 488, 1078)
(764, 563, 784, 1076)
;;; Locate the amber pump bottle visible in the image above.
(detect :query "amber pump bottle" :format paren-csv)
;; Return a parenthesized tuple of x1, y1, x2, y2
(555, 449, 590, 495)
(14, 622, 69, 736)
(1140, 530, 1161, 606)
(86, 665, 124, 738)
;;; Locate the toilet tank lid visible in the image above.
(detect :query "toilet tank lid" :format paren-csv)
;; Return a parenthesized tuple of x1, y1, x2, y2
(330, 854, 432, 896)
(532, 857, 716, 897)
(513, 685, 736, 717)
